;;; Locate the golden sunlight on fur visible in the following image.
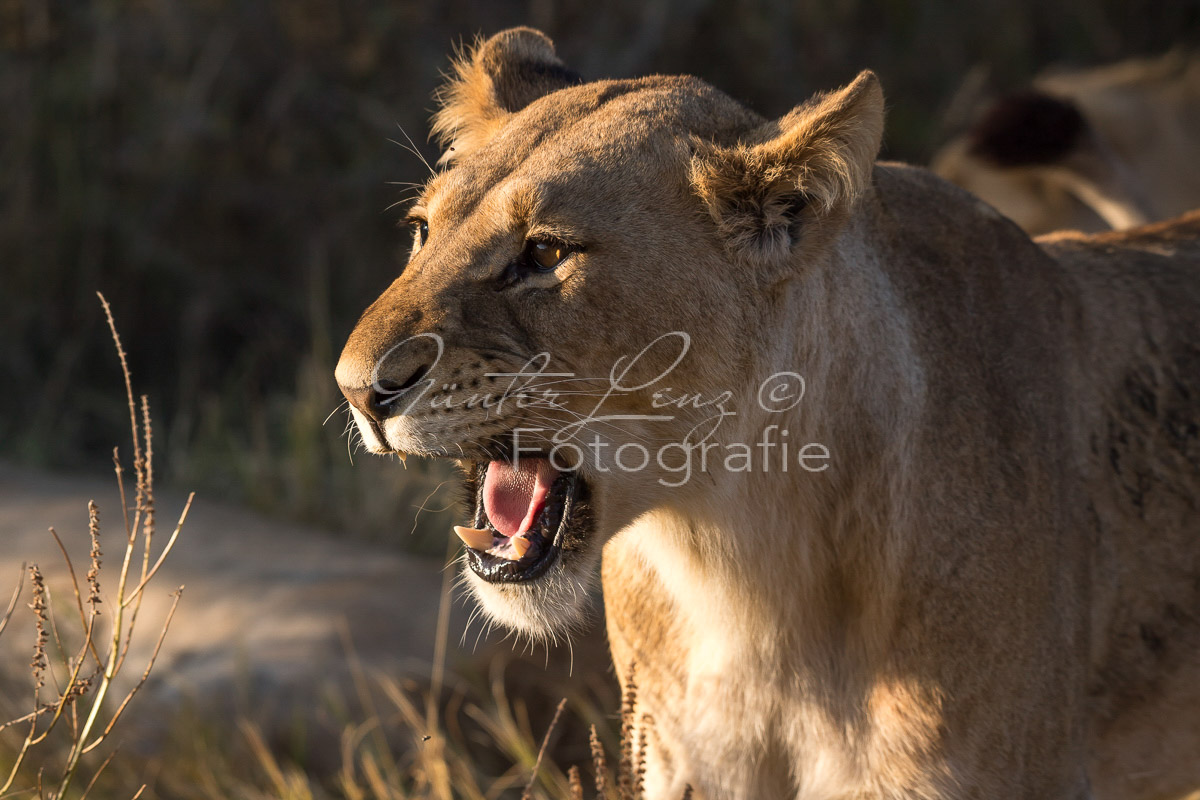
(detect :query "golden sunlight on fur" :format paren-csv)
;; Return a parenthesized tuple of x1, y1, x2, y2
(337, 28, 1200, 800)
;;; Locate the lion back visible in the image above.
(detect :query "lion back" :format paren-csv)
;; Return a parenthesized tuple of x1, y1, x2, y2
(1040, 210, 1200, 725)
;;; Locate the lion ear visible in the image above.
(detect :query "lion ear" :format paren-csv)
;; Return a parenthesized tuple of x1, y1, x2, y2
(431, 28, 582, 164)
(690, 71, 884, 264)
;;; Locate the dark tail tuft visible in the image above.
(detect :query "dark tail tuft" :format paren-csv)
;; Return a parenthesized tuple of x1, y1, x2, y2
(968, 90, 1087, 167)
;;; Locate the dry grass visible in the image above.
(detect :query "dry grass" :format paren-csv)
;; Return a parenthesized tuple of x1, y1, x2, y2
(0, 294, 636, 799)
(160, 661, 673, 800)
(0, 293, 189, 798)
(94, 649, 620, 800)
(570, 665, 673, 800)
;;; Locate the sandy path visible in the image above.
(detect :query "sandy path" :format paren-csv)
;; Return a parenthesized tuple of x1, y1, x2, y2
(0, 462, 469, 715)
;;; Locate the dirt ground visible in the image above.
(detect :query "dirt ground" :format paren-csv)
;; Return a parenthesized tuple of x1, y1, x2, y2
(0, 463, 609, 748)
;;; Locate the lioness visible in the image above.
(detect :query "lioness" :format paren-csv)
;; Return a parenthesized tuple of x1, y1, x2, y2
(933, 52, 1200, 235)
(336, 29, 1200, 799)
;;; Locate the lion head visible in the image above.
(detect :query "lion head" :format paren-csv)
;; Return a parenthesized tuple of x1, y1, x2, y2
(335, 28, 882, 639)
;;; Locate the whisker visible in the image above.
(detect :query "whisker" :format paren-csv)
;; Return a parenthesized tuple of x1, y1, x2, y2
(390, 122, 437, 177)
(323, 399, 350, 427)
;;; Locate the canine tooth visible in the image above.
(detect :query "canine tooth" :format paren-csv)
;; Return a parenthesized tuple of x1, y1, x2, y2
(453, 525, 494, 551)
(489, 537, 530, 562)
(397, 452, 407, 465)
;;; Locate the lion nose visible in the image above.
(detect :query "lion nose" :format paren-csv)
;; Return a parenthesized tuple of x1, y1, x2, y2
(338, 366, 429, 424)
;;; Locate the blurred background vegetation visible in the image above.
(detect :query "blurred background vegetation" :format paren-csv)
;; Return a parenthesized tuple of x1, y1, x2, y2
(2, 0, 1198, 550)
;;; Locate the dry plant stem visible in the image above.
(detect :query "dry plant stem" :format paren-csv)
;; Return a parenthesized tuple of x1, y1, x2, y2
(568, 765, 584, 800)
(0, 497, 111, 790)
(0, 568, 42, 796)
(77, 748, 118, 800)
(618, 665, 637, 800)
(109, 448, 131, 565)
(44, 583, 70, 694)
(427, 535, 457, 731)
(0, 717, 38, 794)
(0, 704, 56, 734)
(53, 326, 145, 795)
(29, 523, 107, 746)
(82, 587, 182, 753)
(29, 565, 48, 694)
(520, 697, 568, 800)
(47, 528, 103, 665)
(117, 396, 156, 674)
(634, 713, 651, 799)
(28, 616, 96, 745)
(0, 566, 55, 793)
(108, 452, 139, 669)
(590, 724, 612, 800)
(49, 293, 186, 799)
(54, 462, 141, 787)
(98, 293, 144, 509)
(0, 565, 25, 640)
(100, 294, 148, 671)
(0, 294, 185, 797)
(119, 494, 192, 609)
(87, 501, 102, 614)
(140, 395, 156, 568)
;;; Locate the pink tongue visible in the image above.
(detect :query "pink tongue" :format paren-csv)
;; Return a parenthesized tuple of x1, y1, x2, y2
(483, 458, 559, 537)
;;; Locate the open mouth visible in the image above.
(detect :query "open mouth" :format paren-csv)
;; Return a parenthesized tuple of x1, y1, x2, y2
(455, 457, 587, 583)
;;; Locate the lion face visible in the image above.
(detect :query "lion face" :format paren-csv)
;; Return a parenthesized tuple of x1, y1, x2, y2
(335, 28, 882, 637)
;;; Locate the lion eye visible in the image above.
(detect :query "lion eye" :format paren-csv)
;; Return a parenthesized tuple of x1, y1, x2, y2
(413, 219, 429, 247)
(526, 239, 572, 272)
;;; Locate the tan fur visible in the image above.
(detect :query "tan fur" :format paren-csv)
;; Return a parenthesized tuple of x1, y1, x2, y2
(336, 29, 1200, 799)
(933, 51, 1200, 235)
(431, 28, 582, 165)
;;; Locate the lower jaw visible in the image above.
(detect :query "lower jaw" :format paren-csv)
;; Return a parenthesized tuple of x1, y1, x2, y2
(463, 465, 583, 584)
